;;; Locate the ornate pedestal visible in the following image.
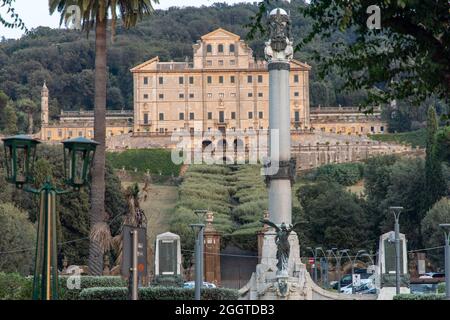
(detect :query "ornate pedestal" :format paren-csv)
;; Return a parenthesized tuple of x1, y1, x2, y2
(240, 232, 311, 300)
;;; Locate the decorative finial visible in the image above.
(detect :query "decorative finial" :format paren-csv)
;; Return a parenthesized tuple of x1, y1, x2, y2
(264, 7, 294, 62)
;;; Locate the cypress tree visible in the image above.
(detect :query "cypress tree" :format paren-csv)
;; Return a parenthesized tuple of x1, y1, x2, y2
(425, 106, 446, 209)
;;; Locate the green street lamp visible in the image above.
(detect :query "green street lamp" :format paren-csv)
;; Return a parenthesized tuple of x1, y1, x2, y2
(63, 137, 99, 189)
(2, 135, 40, 188)
(2, 135, 99, 300)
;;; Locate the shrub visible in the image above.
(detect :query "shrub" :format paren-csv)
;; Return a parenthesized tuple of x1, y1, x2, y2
(0, 273, 32, 300)
(79, 287, 239, 300)
(0, 275, 127, 300)
(314, 163, 364, 186)
(59, 276, 127, 300)
(0, 203, 36, 275)
(393, 294, 445, 300)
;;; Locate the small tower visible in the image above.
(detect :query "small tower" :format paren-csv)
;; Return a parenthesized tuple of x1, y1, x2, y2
(41, 82, 49, 127)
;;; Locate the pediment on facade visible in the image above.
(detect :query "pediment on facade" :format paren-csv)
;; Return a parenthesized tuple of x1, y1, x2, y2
(290, 59, 312, 71)
(130, 56, 159, 72)
(201, 28, 241, 41)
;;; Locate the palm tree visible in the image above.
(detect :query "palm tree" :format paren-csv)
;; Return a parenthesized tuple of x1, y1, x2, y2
(17, 98, 38, 134)
(49, 0, 157, 275)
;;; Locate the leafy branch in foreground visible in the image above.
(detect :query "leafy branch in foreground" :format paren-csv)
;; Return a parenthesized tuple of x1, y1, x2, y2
(0, 0, 27, 32)
(249, 0, 450, 108)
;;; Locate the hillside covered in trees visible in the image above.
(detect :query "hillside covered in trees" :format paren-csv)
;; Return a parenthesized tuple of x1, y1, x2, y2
(0, 1, 367, 131)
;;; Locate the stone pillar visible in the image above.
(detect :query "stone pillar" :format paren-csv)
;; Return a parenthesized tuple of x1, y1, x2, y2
(203, 211, 221, 286)
(257, 211, 270, 264)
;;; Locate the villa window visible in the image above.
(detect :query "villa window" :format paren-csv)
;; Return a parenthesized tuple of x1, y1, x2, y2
(179, 113, 184, 120)
(229, 44, 235, 53)
(259, 112, 264, 119)
(248, 75, 253, 83)
(207, 76, 212, 84)
(159, 77, 164, 85)
(219, 76, 224, 84)
(179, 77, 184, 84)
(159, 113, 164, 121)
(190, 113, 195, 120)
(144, 77, 149, 85)
(208, 112, 213, 120)
(230, 76, 235, 83)
(248, 112, 253, 119)
(218, 44, 224, 53)
(189, 76, 194, 84)
(206, 44, 212, 53)
(258, 75, 263, 83)
(231, 112, 236, 120)
(294, 74, 299, 83)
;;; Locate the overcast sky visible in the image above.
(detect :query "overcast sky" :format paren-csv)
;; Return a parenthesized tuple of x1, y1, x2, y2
(0, 0, 259, 39)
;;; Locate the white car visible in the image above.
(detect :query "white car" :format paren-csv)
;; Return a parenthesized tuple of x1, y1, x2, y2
(183, 281, 217, 289)
(340, 279, 374, 294)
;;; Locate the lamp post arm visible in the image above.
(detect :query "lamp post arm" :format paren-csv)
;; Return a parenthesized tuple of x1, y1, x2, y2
(23, 186, 40, 194)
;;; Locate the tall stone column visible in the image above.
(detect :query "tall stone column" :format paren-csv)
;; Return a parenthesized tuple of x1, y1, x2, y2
(265, 8, 295, 226)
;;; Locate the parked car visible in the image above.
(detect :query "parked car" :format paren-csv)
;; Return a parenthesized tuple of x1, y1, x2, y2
(332, 272, 372, 290)
(339, 278, 375, 294)
(183, 281, 217, 289)
(419, 272, 445, 279)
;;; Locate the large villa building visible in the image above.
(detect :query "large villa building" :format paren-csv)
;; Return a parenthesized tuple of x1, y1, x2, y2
(39, 28, 386, 142)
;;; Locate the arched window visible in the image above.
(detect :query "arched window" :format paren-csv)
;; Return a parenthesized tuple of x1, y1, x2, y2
(229, 44, 235, 53)
(218, 44, 224, 53)
(206, 44, 212, 53)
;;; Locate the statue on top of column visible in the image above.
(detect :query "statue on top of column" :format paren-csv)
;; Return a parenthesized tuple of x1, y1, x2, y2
(265, 8, 294, 62)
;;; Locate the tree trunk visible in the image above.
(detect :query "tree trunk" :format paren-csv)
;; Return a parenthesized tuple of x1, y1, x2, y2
(88, 17, 107, 276)
(28, 112, 33, 134)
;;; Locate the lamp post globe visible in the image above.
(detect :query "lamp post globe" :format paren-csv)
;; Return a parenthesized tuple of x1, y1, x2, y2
(2, 135, 40, 188)
(62, 137, 99, 189)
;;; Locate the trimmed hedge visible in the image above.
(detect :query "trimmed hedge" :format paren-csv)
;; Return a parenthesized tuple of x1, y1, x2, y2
(80, 287, 239, 300)
(59, 276, 127, 300)
(0, 274, 126, 300)
(393, 294, 445, 300)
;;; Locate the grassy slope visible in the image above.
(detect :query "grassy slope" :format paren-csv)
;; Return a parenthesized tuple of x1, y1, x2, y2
(370, 129, 426, 148)
(107, 149, 182, 176)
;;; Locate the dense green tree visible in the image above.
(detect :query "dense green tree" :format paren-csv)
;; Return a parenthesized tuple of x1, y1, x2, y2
(16, 98, 38, 134)
(297, 181, 372, 251)
(374, 158, 427, 249)
(0, 203, 36, 275)
(436, 126, 450, 164)
(425, 107, 447, 209)
(0, 90, 8, 130)
(3, 103, 17, 134)
(252, 0, 450, 108)
(421, 198, 450, 269)
(49, 0, 157, 275)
